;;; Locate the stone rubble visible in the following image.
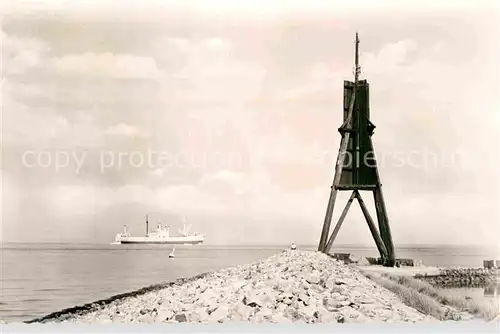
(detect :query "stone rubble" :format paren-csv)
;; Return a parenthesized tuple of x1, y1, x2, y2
(416, 268, 499, 287)
(42, 250, 436, 324)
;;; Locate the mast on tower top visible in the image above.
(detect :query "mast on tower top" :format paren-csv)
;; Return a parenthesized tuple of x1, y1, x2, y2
(354, 32, 361, 85)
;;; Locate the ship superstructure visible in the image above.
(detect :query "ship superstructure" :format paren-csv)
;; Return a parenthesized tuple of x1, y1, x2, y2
(114, 215, 204, 245)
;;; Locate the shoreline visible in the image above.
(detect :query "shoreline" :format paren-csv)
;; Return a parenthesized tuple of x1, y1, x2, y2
(21, 250, 499, 324)
(24, 272, 213, 324)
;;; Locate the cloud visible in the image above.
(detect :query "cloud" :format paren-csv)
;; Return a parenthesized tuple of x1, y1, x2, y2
(199, 170, 247, 194)
(198, 169, 275, 196)
(7, 163, 498, 245)
(39, 166, 322, 221)
(1, 173, 22, 231)
(4, 0, 488, 23)
(156, 37, 267, 104)
(2, 29, 162, 81)
(150, 168, 165, 177)
(262, 61, 346, 106)
(2, 30, 51, 75)
(46, 184, 109, 216)
(104, 123, 149, 138)
(2, 87, 103, 149)
(2, 11, 499, 246)
(363, 39, 418, 76)
(44, 182, 226, 219)
(50, 52, 163, 80)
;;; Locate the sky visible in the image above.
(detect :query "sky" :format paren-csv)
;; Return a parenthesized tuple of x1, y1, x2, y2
(1, 1, 499, 247)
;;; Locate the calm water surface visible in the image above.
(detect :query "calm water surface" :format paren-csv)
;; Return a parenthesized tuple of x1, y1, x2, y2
(1, 243, 498, 323)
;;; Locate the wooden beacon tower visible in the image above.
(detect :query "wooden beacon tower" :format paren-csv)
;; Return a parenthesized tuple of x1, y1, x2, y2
(317, 33, 396, 267)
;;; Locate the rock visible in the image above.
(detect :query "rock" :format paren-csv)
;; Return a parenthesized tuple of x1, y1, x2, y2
(283, 307, 299, 321)
(279, 291, 294, 299)
(270, 313, 292, 323)
(252, 307, 274, 323)
(298, 293, 310, 305)
(137, 313, 154, 323)
(243, 292, 263, 308)
(321, 303, 346, 322)
(155, 309, 174, 322)
(275, 303, 288, 314)
(231, 303, 252, 320)
(98, 317, 113, 324)
(297, 304, 316, 321)
(196, 289, 219, 306)
(230, 280, 247, 292)
(299, 280, 311, 291)
(209, 305, 229, 322)
(259, 307, 274, 318)
(306, 273, 321, 285)
(40, 250, 435, 325)
(322, 297, 341, 311)
(174, 313, 187, 323)
(188, 307, 209, 323)
(341, 307, 367, 323)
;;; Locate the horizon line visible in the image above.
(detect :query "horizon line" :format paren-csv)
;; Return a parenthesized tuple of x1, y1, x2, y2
(1, 241, 498, 248)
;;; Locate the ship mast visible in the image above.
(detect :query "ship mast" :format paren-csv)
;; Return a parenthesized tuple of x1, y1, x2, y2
(146, 214, 149, 236)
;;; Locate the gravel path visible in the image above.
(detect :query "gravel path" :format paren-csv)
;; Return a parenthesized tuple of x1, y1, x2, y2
(39, 250, 435, 324)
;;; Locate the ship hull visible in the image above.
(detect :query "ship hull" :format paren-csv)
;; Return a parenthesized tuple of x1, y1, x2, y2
(118, 240, 203, 245)
(115, 236, 204, 245)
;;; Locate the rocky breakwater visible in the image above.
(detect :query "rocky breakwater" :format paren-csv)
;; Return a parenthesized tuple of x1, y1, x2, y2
(415, 268, 499, 287)
(34, 250, 435, 324)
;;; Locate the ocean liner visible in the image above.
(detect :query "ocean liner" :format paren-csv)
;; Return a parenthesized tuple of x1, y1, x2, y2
(114, 215, 204, 245)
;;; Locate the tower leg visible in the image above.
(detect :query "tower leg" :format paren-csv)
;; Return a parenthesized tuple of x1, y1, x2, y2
(355, 191, 389, 262)
(319, 79, 356, 253)
(367, 136, 396, 267)
(318, 131, 352, 252)
(373, 187, 395, 266)
(325, 191, 356, 253)
(318, 188, 339, 252)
